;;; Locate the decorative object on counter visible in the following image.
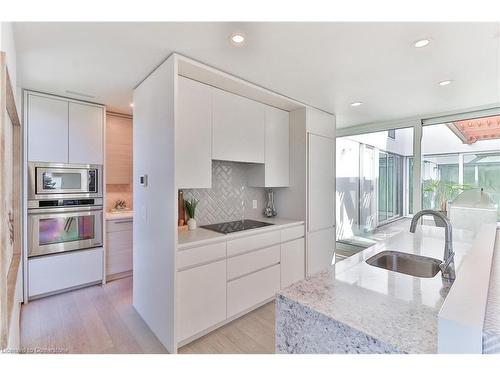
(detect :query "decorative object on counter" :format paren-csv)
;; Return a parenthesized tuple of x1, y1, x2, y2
(423, 180, 472, 226)
(178, 190, 187, 227)
(263, 189, 277, 218)
(185, 198, 199, 231)
(111, 199, 129, 212)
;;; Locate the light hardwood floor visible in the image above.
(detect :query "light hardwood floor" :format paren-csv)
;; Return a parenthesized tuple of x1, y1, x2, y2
(20, 276, 275, 354)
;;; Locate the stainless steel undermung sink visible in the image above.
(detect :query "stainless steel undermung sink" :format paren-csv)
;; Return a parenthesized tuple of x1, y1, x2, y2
(366, 251, 442, 278)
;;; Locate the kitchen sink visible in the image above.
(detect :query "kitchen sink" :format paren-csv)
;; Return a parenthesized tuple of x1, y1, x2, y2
(366, 251, 442, 278)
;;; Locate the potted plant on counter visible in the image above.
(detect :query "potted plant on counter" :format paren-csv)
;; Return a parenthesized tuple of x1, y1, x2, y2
(423, 179, 472, 226)
(185, 198, 199, 231)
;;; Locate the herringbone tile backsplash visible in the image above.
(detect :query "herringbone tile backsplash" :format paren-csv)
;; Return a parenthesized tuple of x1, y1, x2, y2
(183, 161, 266, 225)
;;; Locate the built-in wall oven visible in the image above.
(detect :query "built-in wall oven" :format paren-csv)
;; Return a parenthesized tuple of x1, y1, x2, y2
(28, 162, 102, 200)
(28, 163, 104, 258)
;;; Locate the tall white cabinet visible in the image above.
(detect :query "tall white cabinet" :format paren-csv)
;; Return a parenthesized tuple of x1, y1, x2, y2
(26, 91, 105, 165)
(306, 109, 336, 276)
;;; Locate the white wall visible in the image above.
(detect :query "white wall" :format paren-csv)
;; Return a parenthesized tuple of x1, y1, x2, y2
(133, 56, 177, 353)
(423, 124, 500, 155)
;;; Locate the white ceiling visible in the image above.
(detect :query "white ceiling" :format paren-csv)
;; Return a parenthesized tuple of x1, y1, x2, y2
(13, 22, 500, 128)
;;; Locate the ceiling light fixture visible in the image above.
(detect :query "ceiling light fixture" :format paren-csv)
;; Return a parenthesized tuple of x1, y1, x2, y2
(438, 80, 453, 86)
(130, 103, 134, 108)
(230, 33, 245, 45)
(350, 101, 363, 107)
(412, 38, 431, 48)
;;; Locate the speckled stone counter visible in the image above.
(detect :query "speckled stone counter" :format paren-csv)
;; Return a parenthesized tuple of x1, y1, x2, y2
(276, 226, 476, 354)
(483, 229, 500, 354)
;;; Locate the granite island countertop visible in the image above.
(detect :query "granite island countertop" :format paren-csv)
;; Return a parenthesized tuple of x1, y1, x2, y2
(277, 224, 477, 354)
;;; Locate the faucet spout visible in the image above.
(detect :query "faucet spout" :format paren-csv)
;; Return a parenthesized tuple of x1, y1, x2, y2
(410, 210, 456, 281)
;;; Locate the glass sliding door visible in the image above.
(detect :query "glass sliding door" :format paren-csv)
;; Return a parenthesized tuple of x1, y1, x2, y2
(378, 152, 388, 222)
(378, 152, 403, 224)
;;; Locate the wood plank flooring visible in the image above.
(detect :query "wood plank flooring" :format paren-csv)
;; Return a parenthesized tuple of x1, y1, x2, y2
(20, 276, 276, 354)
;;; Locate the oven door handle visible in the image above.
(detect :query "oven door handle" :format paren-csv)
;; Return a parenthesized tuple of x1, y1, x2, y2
(28, 205, 103, 214)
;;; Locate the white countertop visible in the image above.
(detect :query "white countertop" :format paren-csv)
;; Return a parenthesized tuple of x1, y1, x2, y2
(279, 224, 478, 353)
(177, 217, 304, 249)
(105, 211, 134, 220)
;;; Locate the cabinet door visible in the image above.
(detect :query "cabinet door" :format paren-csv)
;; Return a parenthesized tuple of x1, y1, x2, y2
(176, 77, 212, 188)
(280, 238, 305, 288)
(106, 115, 133, 184)
(106, 220, 133, 276)
(308, 134, 335, 232)
(212, 88, 265, 163)
(265, 106, 290, 187)
(306, 108, 335, 138)
(69, 102, 104, 165)
(27, 94, 69, 163)
(307, 227, 335, 276)
(177, 260, 227, 342)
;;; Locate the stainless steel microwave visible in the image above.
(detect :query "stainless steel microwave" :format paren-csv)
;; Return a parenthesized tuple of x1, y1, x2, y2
(28, 162, 103, 200)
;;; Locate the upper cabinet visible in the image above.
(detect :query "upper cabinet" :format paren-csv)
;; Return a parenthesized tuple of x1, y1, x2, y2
(306, 108, 335, 139)
(247, 105, 290, 187)
(27, 94, 69, 163)
(26, 92, 104, 165)
(212, 87, 265, 164)
(106, 114, 133, 184)
(176, 77, 212, 189)
(69, 102, 104, 165)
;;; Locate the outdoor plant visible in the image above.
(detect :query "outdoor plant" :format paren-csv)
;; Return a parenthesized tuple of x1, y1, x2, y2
(185, 198, 199, 219)
(423, 179, 473, 212)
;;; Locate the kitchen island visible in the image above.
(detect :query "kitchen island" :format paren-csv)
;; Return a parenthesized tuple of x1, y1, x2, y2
(276, 224, 496, 354)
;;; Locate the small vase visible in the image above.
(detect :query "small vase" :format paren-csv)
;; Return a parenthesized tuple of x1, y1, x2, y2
(187, 218, 197, 230)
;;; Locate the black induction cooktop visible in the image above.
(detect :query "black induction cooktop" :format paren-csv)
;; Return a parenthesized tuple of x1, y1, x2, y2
(200, 219, 274, 234)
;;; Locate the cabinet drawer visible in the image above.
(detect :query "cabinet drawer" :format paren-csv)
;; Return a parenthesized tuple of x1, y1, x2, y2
(177, 260, 227, 342)
(227, 264, 280, 318)
(227, 245, 280, 281)
(107, 219, 133, 233)
(107, 230, 133, 275)
(177, 242, 226, 270)
(227, 230, 280, 257)
(29, 248, 103, 298)
(281, 224, 304, 242)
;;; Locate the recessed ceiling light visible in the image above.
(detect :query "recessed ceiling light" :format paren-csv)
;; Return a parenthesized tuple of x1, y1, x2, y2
(230, 33, 245, 45)
(412, 38, 431, 48)
(350, 102, 363, 107)
(129, 103, 134, 108)
(438, 80, 453, 86)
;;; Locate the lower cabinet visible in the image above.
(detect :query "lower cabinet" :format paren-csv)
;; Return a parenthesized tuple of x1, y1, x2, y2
(280, 238, 305, 288)
(227, 264, 280, 318)
(106, 218, 133, 279)
(28, 247, 103, 299)
(177, 260, 227, 342)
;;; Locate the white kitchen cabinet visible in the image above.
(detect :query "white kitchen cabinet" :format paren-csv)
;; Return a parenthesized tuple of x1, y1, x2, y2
(247, 105, 290, 187)
(106, 114, 133, 184)
(106, 218, 133, 279)
(176, 77, 212, 188)
(69, 102, 104, 165)
(308, 133, 335, 232)
(212, 88, 265, 163)
(306, 108, 335, 138)
(28, 247, 103, 298)
(227, 264, 280, 318)
(27, 94, 69, 163)
(177, 259, 227, 342)
(281, 238, 305, 288)
(307, 227, 335, 276)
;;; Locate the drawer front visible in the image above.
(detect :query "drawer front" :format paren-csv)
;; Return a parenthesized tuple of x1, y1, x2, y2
(227, 264, 280, 318)
(281, 224, 304, 242)
(107, 230, 133, 275)
(177, 242, 226, 270)
(226, 230, 280, 257)
(107, 219, 133, 233)
(227, 245, 280, 281)
(177, 260, 227, 342)
(29, 247, 103, 298)
(280, 238, 305, 288)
